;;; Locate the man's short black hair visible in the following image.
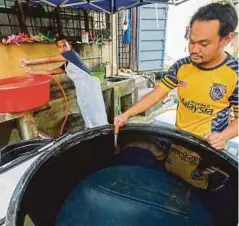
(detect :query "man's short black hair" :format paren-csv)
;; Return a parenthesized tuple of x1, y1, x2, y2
(190, 3, 238, 38)
(55, 35, 68, 44)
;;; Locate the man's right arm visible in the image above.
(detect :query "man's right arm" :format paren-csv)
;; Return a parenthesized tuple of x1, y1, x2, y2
(125, 86, 168, 118)
(114, 86, 169, 127)
(114, 59, 182, 127)
(23, 55, 65, 66)
(25, 67, 65, 76)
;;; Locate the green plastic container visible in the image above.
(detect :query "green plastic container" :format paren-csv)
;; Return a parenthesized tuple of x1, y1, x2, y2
(91, 66, 106, 85)
(91, 71, 105, 85)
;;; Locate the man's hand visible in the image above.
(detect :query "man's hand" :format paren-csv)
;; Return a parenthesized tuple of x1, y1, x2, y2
(203, 133, 227, 150)
(21, 59, 28, 67)
(114, 113, 129, 128)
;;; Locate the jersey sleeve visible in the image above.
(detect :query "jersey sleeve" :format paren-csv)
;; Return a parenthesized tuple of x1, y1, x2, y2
(229, 81, 238, 118)
(227, 57, 239, 118)
(158, 57, 190, 92)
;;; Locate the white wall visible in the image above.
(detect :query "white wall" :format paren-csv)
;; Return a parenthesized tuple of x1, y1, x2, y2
(164, 0, 211, 67)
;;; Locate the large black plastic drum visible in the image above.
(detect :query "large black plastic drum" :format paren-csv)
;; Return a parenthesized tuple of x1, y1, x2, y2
(4, 125, 238, 226)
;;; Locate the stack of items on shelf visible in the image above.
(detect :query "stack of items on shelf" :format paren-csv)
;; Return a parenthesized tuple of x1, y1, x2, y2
(1, 32, 55, 45)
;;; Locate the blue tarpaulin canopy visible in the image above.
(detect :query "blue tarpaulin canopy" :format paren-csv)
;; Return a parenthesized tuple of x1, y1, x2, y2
(32, 0, 169, 13)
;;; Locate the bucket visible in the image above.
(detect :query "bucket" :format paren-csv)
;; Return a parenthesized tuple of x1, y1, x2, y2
(91, 66, 106, 85)
(0, 139, 52, 172)
(91, 71, 105, 85)
(4, 125, 238, 226)
(0, 139, 53, 223)
(0, 75, 52, 113)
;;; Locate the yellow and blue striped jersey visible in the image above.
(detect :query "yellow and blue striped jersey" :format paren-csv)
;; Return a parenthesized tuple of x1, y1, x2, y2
(159, 55, 238, 137)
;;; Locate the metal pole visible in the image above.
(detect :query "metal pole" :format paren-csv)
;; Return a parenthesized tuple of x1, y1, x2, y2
(15, 0, 28, 34)
(111, 14, 114, 76)
(55, 6, 63, 36)
(110, 0, 115, 76)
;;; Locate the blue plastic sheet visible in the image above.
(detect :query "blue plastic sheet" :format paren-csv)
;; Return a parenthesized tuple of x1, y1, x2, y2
(31, 0, 169, 13)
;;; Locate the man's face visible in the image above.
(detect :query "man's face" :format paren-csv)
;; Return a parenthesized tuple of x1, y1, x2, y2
(188, 20, 228, 66)
(56, 39, 71, 53)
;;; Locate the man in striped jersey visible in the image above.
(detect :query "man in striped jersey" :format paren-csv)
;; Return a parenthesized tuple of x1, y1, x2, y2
(115, 3, 238, 151)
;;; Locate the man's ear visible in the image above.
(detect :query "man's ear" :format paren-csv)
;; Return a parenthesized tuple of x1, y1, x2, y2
(221, 32, 235, 47)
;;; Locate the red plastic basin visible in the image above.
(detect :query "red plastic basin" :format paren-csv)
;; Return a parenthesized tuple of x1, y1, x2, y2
(0, 75, 52, 113)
